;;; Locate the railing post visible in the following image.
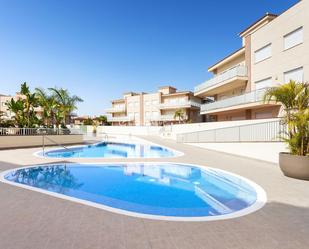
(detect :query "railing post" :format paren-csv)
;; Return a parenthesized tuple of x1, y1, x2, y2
(42, 134, 45, 156)
(239, 126, 241, 142)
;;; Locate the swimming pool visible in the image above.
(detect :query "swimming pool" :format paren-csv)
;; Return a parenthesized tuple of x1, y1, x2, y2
(1, 163, 266, 221)
(37, 142, 178, 158)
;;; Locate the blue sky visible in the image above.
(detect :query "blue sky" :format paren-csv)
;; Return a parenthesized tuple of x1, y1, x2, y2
(0, 0, 298, 116)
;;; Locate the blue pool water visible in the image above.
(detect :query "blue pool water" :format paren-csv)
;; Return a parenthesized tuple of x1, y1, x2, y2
(4, 163, 259, 218)
(40, 142, 176, 158)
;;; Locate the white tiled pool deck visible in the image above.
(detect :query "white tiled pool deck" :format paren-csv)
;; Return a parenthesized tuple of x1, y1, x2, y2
(0, 136, 308, 249)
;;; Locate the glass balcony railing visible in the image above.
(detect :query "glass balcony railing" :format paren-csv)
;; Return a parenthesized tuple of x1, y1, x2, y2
(107, 116, 134, 122)
(195, 65, 248, 94)
(146, 114, 189, 121)
(106, 106, 126, 113)
(158, 100, 201, 109)
(200, 88, 269, 113)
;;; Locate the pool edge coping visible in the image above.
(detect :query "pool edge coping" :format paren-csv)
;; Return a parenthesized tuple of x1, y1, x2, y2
(32, 136, 185, 160)
(0, 162, 267, 222)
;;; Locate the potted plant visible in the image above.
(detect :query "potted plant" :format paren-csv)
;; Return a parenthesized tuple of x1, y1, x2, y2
(264, 81, 309, 180)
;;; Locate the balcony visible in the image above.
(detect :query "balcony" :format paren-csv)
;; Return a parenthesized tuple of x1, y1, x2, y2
(158, 100, 201, 109)
(195, 65, 248, 97)
(106, 106, 126, 113)
(107, 116, 134, 122)
(146, 114, 189, 122)
(200, 88, 271, 114)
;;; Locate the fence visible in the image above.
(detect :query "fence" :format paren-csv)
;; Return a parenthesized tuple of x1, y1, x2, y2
(0, 127, 82, 136)
(176, 119, 287, 143)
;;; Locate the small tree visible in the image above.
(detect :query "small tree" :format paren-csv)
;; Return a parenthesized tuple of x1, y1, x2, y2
(20, 82, 38, 127)
(49, 87, 83, 126)
(174, 109, 185, 124)
(83, 118, 94, 126)
(6, 98, 25, 127)
(96, 115, 108, 125)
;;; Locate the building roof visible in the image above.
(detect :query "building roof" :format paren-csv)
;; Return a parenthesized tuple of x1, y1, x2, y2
(159, 86, 177, 90)
(239, 13, 278, 37)
(123, 92, 139, 96)
(162, 91, 193, 97)
(208, 47, 245, 72)
(73, 116, 90, 120)
(111, 98, 125, 103)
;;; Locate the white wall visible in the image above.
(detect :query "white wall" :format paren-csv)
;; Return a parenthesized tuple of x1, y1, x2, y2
(164, 118, 280, 139)
(251, 0, 309, 88)
(96, 125, 162, 136)
(189, 142, 288, 164)
(73, 118, 280, 139)
(0, 135, 83, 149)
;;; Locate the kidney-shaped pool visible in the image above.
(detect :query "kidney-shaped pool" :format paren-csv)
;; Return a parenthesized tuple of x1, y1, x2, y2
(1, 163, 266, 221)
(36, 142, 179, 158)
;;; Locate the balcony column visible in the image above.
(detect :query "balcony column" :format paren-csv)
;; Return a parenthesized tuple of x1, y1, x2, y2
(245, 34, 252, 92)
(245, 109, 252, 120)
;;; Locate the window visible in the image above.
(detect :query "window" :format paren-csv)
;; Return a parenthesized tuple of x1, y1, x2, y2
(134, 101, 139, 107)
(284, 27, 303, 50)
(179, 97, 186, 103)
(152, 100, 158, 105)
(284, 67, 303, 83)
(145, 100, 150, 106)
(128, 102, 133, 107)
(152, 111, 159, 117)
(255, 43, 271, 63)
(255, 77, 273, 90)
(255, 111, 273, 119)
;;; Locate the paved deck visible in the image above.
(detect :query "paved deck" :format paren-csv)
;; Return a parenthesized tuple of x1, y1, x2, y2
(0, 136, 308, 249)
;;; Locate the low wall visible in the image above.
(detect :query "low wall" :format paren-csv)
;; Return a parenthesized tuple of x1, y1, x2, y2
(72, 118, 281, 139)
(189, 142, 288, 164)
(165, 118, 281, 139)
(96, 126, 162, 136)
(0, 134, 84, 149)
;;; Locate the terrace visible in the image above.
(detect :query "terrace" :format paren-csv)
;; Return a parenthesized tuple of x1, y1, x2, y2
(105, 105, 126, 113)
(195, 65, 248, 97)
(158, 100, 201, 109)
(200, 87, 280, 114)
(0, 134, 308, 249)
(107, 116, 134, 123)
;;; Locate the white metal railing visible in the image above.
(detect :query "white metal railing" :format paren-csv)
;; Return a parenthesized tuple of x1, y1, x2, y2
(107, 116, 134, 122)
(159, 100, 201, 109)
(105, 106, 126, 113)
(0, 127, 82, 136)
(194, 65, 247, 94)
(201, 88, 269, 113)
(176, 119, 287, 143)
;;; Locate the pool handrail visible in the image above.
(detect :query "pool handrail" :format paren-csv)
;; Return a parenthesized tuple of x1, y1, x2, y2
(42, 135, 71, 156)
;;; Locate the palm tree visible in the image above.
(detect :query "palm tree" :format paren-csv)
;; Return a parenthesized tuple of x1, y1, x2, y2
(48, 87, 83, 126)
(35, 88, 59, 127)
(20, 82, 38, 127)
(174, 109, 185, 124)
(6, 98, 25, 127)
(96, 115, 108, 125)
(264, 80, 309, 156)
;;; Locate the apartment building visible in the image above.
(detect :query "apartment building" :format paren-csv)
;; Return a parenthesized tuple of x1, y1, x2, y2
(106, 86, 202, 126)
(0, 92, 43, 120)
(0, 94, 14, 120)
(195, 0, 308, 121)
